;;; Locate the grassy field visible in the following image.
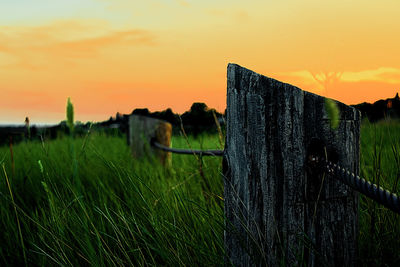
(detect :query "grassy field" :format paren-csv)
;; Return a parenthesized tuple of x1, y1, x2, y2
(0, 120, 399, 266)
(0, 132, 224, 266)
(359, 119, 400, 266)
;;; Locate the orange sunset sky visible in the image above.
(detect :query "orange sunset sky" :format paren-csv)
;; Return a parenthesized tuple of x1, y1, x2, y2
(1, 0, 400, 124)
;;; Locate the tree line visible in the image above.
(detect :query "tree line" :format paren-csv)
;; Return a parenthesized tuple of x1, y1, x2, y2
(0, 102, 225, 146)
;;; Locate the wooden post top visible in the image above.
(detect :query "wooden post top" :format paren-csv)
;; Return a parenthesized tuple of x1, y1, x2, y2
(224, 63, 360, 266)
(128, 114, 172, 165)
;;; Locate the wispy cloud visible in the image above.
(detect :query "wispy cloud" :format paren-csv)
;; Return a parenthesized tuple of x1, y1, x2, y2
(276, 67, 400, 89)
(0, 20, 156, 69)
(233, 10, 250, 23)
(205, 8, 251, 23)
(272, 67, 400, 104)
(341, 68, 400, 84)
(176, 0, 190, 7)
(42, 29, 156, 58)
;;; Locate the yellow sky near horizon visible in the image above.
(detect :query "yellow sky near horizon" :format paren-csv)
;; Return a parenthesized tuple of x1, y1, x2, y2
(1, 0, 399, 124)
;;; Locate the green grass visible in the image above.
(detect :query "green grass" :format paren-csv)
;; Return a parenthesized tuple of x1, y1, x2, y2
(1, 119, 400, 266)
(358, 119, 400, 266)
(0, 133, 224, 266)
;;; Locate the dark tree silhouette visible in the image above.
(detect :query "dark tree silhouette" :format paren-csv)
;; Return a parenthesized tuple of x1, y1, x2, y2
(353, 93, 400, 122)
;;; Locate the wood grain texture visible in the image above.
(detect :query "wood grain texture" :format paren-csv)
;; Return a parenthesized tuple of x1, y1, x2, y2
(224, 64, 360, 266)
(128, 115, 172, 165)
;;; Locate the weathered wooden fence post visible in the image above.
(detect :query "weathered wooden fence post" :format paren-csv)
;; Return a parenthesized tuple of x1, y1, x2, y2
(224, 64, 360, 266)
(128, 115, 172, 165)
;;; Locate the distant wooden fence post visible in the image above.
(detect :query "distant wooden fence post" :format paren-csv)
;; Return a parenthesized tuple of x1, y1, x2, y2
(224, 64, 360, 266)
(128, 115, 172, 165)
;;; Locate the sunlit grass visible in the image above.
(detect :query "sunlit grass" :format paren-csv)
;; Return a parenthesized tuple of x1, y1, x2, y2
(0, 132, 224, 266)
(358, 118, 400, 266)
(0, 119, 399, 266)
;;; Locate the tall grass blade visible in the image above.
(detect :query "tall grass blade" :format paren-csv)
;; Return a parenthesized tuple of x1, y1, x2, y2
(2, 163, 27, 266)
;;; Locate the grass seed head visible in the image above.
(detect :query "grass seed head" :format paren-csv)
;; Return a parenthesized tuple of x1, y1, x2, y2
(325, 98, 340, 129)
(38, 160, 44, 174)
(67, 97, 75, 133)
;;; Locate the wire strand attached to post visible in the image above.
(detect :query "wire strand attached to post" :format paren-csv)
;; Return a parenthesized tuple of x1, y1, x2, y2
(150, 139, 223, 156)
(309, 156, 400, 214)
